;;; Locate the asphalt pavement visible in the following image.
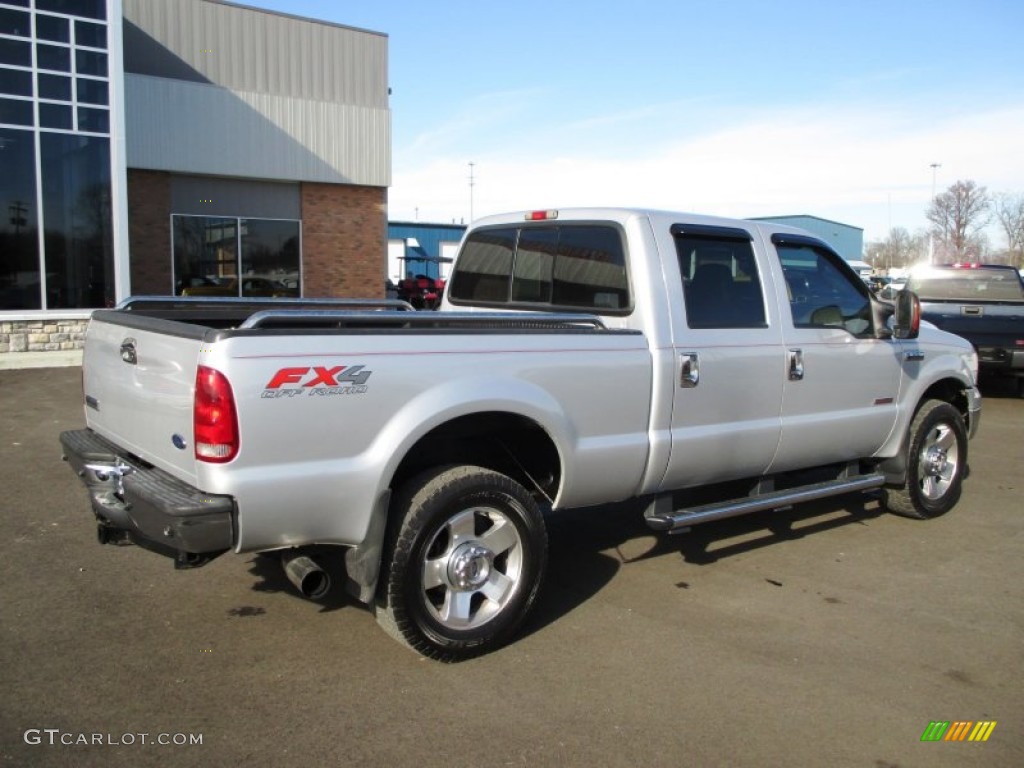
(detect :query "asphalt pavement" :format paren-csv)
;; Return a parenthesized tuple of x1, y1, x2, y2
(1, 367, 1021, 768)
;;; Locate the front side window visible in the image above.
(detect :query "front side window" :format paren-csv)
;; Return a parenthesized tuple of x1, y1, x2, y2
(776, 242, 872, 336)
(675, 230, 767, 329)
(450, 223, 630, 312)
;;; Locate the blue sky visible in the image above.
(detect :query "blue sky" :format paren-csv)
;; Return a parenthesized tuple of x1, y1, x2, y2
(243, 0, 1024, 244)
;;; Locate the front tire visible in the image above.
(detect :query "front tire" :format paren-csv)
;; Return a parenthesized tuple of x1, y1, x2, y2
(883, 399, 968, 519)
(376, 465, 547, 661)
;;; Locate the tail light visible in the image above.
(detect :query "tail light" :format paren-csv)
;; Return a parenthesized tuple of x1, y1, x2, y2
(194, 366, 239, 463)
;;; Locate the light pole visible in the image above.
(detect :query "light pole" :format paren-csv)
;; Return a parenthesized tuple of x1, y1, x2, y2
(468, 161, 476, 224)
(928, 163, 941, 264)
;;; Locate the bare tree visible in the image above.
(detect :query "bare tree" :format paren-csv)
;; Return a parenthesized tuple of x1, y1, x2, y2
(926, 179, 991, 261)
(865, 227, 927, 270)
(992, 192, 1024, 268)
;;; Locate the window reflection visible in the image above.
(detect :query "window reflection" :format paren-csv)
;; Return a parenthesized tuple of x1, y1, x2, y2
(0, 127, 40, 309)
(75, 21, 106, 49)
(38, 73, 71, 100)
(36, 43, 71, 72)
(173, 215, 300, 297)
(173, 216, 237, 295)
(40, 133, 114, 309)
(241, 219, 299, 296)
(0, 68, 33, 97)
(35, 14, 69, 43)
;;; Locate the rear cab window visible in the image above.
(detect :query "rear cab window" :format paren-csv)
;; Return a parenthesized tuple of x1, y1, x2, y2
(907, 266, 1024, 301)
(448, 223, 631, 313)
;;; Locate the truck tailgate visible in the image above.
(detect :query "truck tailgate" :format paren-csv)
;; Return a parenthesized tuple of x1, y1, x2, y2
(82, 313, 203, 485)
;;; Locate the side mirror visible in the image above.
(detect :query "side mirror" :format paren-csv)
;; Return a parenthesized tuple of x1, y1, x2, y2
(893, 289, 920, 339)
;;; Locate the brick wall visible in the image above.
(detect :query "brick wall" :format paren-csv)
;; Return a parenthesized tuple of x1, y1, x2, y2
(301, 183, 386, 298)
(2, 319, 88, 352)
(127, 169, 173, 295)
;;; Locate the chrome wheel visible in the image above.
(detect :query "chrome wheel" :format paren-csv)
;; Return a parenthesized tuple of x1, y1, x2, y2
(883, 399, 968, 520)
(376, 465, 547, 660)
(917, 422, 960, 501)
(421, 507, 524, 630)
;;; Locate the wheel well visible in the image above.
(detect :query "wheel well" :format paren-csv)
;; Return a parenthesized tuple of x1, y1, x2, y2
(920, 378, 971, 424)
(389, 412, 561, 502)
(877, 378, 972, 486)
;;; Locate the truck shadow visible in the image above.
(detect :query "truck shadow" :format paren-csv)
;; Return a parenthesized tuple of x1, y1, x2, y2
(245, 546, 356, 613)
(523, 493, 888, 639)
(239, 494, 890, 638)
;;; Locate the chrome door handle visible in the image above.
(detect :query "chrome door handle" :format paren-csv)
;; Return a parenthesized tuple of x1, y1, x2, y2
(680, 353, 699, 388)
(788, 348, 804, 381)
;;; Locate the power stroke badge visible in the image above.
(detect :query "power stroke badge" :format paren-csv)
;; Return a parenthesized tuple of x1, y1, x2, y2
(261, 365, 372, 398)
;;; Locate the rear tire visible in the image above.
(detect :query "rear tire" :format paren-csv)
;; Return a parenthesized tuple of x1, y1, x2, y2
(376, 465, 547, 661)
(883, 399, 968, 520)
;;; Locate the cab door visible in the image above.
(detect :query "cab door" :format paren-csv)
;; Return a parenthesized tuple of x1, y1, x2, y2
(660, 224, 785, 491)
(765, 233, 903, 473)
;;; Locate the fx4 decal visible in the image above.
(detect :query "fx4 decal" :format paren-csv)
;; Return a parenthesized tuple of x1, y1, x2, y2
(262, 365, 372, 398)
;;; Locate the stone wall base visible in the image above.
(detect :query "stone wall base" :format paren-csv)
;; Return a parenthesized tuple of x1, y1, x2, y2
(1, 320, 89, 352)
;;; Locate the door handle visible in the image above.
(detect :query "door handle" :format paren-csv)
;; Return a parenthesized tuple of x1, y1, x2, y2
(680, 353, 699, 388)
(788, 348, 804, 381)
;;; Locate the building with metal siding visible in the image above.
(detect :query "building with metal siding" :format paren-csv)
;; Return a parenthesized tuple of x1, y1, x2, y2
(748, 215, 864, 263)
(386, 221, 467, 283)
(2, 0, 390, 353)
(122, 0, 390, 185)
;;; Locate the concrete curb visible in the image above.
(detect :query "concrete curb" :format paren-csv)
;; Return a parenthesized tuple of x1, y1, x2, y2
(0, 350, 83, 370)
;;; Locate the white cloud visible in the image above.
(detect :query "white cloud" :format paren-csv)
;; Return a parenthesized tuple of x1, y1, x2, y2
(388, 104, 1024, 243)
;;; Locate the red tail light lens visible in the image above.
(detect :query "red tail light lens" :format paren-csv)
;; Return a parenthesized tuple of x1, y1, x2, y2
(194, 366, 239, 463)
(525, 210, 559, 221)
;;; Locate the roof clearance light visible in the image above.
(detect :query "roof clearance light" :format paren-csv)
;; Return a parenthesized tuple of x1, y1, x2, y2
(525, 210, 558, 221)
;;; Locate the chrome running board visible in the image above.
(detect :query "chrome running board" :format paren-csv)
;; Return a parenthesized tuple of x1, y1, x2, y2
(645, 473, 887, 533)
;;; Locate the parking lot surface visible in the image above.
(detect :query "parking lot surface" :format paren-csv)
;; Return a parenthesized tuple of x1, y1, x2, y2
(1, 367, 1021, 767)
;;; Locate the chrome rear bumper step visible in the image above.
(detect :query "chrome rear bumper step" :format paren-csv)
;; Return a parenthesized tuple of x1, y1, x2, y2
(645, 473, 887, 533)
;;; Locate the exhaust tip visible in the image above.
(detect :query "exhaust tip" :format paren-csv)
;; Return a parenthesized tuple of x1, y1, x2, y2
(281, 551, 331, 600)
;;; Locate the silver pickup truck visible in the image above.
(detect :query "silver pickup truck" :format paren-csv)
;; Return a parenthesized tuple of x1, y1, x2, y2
(61, 207, 981, 660)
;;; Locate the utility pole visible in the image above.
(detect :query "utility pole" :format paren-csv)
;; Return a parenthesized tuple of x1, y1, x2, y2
(468, 162, 475, 223)
(928, 163, 941, 264)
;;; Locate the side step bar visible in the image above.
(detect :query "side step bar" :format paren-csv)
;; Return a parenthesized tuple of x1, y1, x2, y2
(645, 472, 887, 533)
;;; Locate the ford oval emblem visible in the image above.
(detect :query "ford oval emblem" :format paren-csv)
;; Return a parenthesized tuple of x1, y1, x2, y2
(172, 434, 188, 451)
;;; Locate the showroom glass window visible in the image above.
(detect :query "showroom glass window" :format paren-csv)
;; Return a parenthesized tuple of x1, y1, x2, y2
(172, 215, 301, 297)
(0, 0, 114, 310)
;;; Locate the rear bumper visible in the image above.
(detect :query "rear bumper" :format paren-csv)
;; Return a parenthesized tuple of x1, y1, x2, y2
(977, 346, 1024, 371)
(59, 429, 235, 567)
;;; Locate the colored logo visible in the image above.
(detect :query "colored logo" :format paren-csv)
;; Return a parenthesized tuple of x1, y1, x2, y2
(262, 365, 372, 398)
(920, 721, 996, 742)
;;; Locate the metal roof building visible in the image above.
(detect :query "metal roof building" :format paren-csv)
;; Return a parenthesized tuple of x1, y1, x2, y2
(387, 221, 466, 283)
(748, 215, 864, 263)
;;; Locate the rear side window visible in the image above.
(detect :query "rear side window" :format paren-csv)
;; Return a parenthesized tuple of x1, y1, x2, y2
(449, 224, 630, 312)
(675, 229, 767, 329)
